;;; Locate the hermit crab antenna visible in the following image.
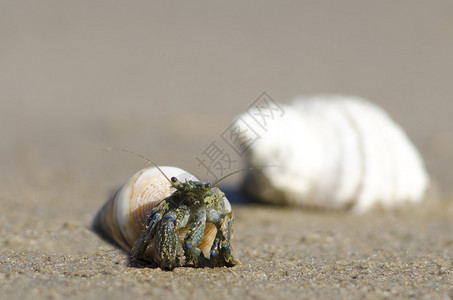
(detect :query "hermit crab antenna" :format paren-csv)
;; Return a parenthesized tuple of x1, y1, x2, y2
(105, 147, 172, 184)
(209, 165, 278, 189)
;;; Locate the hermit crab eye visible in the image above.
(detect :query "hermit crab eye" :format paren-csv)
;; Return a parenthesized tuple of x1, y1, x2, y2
(171, 177, 178, 183)
(204, 183, 211, 188)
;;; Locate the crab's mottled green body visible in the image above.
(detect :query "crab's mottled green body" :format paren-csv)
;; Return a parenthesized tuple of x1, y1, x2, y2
(131, 177, 239, 270)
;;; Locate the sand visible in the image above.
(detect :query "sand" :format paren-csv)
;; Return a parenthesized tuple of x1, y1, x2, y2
(1, 1, 453, 299)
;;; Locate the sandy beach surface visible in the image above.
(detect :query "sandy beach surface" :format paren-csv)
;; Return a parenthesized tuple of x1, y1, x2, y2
(1, 1, 453, 299)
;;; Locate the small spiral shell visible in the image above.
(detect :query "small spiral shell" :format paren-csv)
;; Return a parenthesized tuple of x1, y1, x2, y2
(93, 166, 220, 259)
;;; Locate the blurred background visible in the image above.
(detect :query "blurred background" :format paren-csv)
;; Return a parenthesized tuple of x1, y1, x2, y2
(1, 0, 452, 203)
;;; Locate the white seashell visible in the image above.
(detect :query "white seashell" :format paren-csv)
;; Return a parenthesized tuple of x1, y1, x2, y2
(239, 95, 429, 213)
(93, 166, 231, 265)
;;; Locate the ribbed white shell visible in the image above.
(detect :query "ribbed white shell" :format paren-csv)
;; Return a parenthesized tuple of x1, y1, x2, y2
(240, 95, 429, 213)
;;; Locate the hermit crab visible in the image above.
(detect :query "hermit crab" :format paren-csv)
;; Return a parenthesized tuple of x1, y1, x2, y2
(93, 157, 239, 270)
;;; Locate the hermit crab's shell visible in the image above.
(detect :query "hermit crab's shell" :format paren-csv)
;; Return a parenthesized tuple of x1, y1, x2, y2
(93, 166, 220, 258)
(240, 95, 429, 213)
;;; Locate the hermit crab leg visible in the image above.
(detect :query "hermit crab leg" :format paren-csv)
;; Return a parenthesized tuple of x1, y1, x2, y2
(183, 209, 209, 267)
(130, 200, 168, 262)
(209, 211, 238, 267)
(153, 208, 188, 269)
(221, 212, 239, 266)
